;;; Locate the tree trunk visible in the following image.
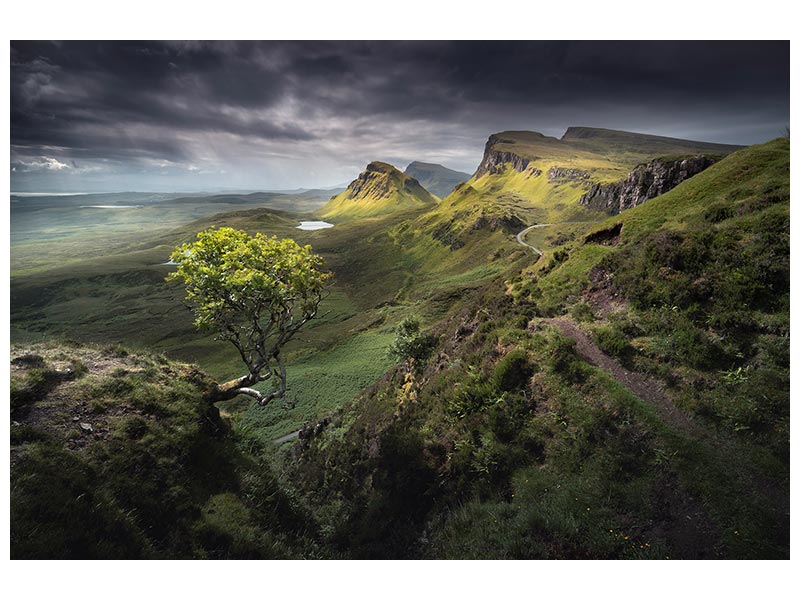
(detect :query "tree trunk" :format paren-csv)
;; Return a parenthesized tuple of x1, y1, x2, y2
(205, 369, 287, 406)
(205, 374, 261, 403)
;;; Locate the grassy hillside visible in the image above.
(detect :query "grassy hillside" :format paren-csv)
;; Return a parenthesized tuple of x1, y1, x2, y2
(561, 126, 743, 160)
(289, 138, 789, 559)
(9, 131, 788, 560)
(321, 161, 436, 220)
(520, 138, 790, 440)
(10, 342, 321, 559)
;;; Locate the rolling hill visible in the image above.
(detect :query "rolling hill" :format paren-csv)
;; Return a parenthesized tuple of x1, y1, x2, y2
(400, 127, 744, 253)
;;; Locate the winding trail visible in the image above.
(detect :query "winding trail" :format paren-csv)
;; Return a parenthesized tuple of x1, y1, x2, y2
(514, 224, 550, 255)
(515, 221, 599, 255)
(514, 221, 698, 434)
(544, 317, 700, 436)
(542, 316, 788, 523)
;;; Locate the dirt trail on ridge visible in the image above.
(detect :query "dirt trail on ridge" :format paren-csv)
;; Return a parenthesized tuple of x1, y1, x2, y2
(544, 317, 701, 437)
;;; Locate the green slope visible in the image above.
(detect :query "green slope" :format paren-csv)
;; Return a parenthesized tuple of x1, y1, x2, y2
(290, 138, 789, 559)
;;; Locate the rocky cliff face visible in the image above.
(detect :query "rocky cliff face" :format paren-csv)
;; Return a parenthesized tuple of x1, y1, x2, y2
(344, 161, 409, 199)
(547, 166, 591, 182)
(474, 135, 539, 179)
(579, 155, 717, 214)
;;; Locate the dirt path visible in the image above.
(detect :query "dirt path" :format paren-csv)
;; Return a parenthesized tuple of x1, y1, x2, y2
(544, 317, 701, 436)
(515, 222, 600, 256)
(272, 429, 301, 444)
(515, 224, 549, 255)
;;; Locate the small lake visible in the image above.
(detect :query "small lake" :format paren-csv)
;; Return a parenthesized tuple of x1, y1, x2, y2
(296, 221, 334, 231)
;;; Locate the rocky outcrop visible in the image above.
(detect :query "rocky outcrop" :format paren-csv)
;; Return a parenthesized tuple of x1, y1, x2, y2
(475, 150, 530, 178)
(471, 212, 526, 233)
(547, 166, 591, 182)
(579, 155, 717, 214)
(343, 161, 400, 199)
(474, 135, 539, 179)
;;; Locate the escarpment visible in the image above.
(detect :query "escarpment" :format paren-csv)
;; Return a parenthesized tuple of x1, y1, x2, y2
(579, 155, 717, 214)
(474, 135, 538, 179)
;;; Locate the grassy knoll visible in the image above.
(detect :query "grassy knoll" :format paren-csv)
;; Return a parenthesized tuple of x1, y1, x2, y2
(10, 343, 321, 559)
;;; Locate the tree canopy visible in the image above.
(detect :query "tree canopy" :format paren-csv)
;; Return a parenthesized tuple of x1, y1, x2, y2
(167, 226, 331, 405)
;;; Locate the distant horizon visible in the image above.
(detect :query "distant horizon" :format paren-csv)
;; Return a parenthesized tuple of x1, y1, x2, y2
(12, 41, 788, 192)
(10, 122, 766, 196)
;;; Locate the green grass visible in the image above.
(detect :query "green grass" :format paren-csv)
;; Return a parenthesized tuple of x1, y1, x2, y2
(236, 330, 396, 443)
(12, 197, 505, 445)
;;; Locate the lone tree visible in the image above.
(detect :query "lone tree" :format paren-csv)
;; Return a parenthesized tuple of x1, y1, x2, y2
(167, 227, 331, 406)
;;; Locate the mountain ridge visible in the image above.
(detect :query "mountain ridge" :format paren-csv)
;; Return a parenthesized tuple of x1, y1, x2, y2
(473, 127, 743, 181)
(404, 161, 470, 198)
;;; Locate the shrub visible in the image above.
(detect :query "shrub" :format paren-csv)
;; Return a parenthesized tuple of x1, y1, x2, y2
(594, 326, 630, 358)
(544, 334, 586, 383)
(703, 202, 734, 223)
(387, 317, 437, 365)
(570, 302, 595, 323)
(492, 349, 532, 392)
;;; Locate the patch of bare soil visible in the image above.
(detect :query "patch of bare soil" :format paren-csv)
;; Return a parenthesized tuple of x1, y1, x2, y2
(582, 265, 628, 318)
(10, 345, 167, 462)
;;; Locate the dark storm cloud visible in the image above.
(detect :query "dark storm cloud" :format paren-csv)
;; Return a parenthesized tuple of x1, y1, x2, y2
(10, 41, 789, 192)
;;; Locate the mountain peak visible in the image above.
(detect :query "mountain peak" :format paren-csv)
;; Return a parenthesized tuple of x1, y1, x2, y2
(404, 161, 470, 198)
(365, 161, 398, 174)
(321, 161, 435, 219)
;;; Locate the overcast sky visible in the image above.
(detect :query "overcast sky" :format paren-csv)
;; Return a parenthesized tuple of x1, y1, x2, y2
(10, 40, 789, 193)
